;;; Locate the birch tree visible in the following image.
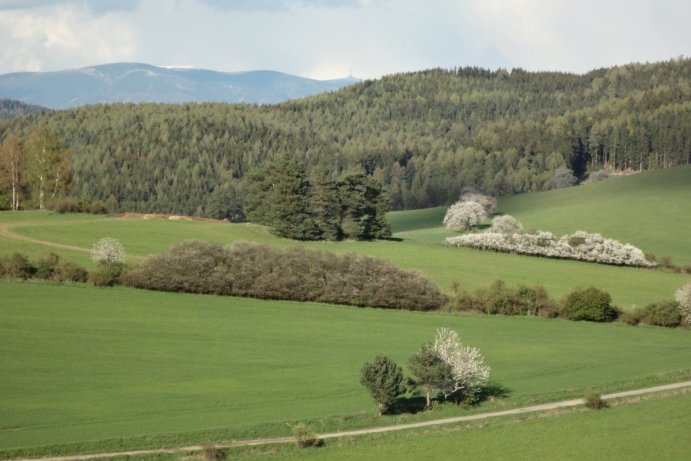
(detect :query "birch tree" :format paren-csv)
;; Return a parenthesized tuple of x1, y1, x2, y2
(0, 134, 25, 210)
(26, 127, 65, 210)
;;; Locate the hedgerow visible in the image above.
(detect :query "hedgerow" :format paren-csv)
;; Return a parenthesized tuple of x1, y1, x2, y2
(450, 280, 557, 317)
(0, 252, 88, 282)
(623, 301, 683, 327)
(445, 226, 654, 267)
(122, 240, 444, 310)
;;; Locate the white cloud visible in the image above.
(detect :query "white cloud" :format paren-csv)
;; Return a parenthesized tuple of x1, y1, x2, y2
(468, 0, 691, 72)
(0, 0, 688, 78)
(0, 4, 135, 72)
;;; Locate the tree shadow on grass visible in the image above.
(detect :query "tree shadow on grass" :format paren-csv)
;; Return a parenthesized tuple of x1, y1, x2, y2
(382, 236, 404, 242)
(475, 382, 511, 404)
(388, 382, 511, 415)
(389, 395, 428, 414)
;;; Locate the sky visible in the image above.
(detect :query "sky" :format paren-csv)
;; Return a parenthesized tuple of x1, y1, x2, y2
(0, 0, 689, 80)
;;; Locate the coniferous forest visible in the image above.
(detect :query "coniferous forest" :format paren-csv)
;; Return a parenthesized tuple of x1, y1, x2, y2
(0, 58, 689, 217)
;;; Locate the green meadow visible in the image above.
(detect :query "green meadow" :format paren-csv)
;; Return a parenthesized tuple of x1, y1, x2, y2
(391, 165, 691, 266)
(1, 166, 690, 458)
(0, 209, 688, 309)
(221, 391, 691, 461)
(1, 281, 690, 457)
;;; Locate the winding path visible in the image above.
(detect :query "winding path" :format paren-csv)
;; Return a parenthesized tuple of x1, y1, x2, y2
(8, 380, 691, 461)
(0, 223, 91, 254)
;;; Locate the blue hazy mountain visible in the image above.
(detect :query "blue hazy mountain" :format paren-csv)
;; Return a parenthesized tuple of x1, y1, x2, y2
(0, 63, 360, 109)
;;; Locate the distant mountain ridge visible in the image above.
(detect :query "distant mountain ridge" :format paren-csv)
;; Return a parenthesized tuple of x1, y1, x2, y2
(0, 63, 360, 109)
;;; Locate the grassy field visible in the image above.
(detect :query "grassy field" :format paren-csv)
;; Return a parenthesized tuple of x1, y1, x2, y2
(1, 167, 690, 458)
(1, 210, 688, 309)
(1, 281, 690, 456)
(218, 391, 691, 461)
(391, 165, 691, 266)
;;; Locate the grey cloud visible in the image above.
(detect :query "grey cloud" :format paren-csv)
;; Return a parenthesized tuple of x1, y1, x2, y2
(0, 0, 139, 13)
(198, 0, 366, 12)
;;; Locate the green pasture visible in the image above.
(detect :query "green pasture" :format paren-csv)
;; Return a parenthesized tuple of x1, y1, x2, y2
(233, 392, 691, 461)
(1, 210, 688, 309)
(500, 166, 691, 267)
(390, 165, 691, 267)
(1, 281, 690, 455)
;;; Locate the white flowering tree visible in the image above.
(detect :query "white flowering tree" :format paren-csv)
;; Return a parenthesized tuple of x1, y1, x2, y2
(432, 328, 490, 403)
(91, 237, 126, 272)
(675, 281, 691, 323)
(445, 229, 655, 268)
(460, 192, 497, 215)
(443, 201, 487, 232)
(489, 215, 523, 234)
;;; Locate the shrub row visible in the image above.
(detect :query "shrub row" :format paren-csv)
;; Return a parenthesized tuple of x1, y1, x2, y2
(644, 253, 691, 274)
(47, 197, 109, 214)
(122, 240, 445, 310)
(0, 252, 88, 282)
(621, 301, 683, 327)
(450, 281, 686, 327)
(445, 229, 654, 267)
(451, 280, 558, 317)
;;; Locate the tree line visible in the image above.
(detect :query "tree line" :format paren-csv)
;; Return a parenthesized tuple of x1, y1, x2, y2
(0, 98, 49, 121)
(0, 127, 71, 210)
(246, 156, 390, 240)
(1, 57, 689, 215)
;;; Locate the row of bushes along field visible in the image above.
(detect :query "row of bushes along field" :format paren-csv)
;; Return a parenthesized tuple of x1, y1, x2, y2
(449, 280, 691, 328)
(121, 240, 445, 310)
(3, 237, 689, 326)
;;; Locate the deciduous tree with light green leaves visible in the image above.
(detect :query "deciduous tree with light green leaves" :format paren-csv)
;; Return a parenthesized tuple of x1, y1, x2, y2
(408, 343, 453, 409)
(0, 133, 25, 211)
(25, 127, 70, 210)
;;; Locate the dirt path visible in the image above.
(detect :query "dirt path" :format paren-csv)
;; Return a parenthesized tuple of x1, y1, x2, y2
(8, 380, 691, 461)
(0, 223, 91, 254)
(0, 222, 144, 262)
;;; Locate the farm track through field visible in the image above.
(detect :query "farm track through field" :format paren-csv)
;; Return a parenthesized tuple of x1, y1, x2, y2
(0, 223, 91, 254)
(8, 380, 691, 461)
(0, 221, 145, 261)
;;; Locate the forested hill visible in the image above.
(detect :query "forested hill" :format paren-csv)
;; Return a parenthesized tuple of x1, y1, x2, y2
(1, 58, 689, 216)
(0, 99, 49, 120)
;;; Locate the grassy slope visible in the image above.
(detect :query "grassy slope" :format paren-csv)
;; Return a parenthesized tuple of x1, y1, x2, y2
(1, 281, 690, 454)
(248, 392, 691, 461)
(1, 211, 688, 309)
(391, 165, 691, 265)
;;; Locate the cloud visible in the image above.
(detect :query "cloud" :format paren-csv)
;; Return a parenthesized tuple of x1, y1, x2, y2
(198, 0, 367, 12)
(468, 0, 691, 73)
(0, 0, 688, 79)
(0, 0, 139, 14)
(0, 3, 135, 72)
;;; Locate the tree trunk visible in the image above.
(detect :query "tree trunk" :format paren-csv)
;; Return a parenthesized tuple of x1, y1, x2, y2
(425, 386, 431, 409)
(39, 173, 44, 210)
